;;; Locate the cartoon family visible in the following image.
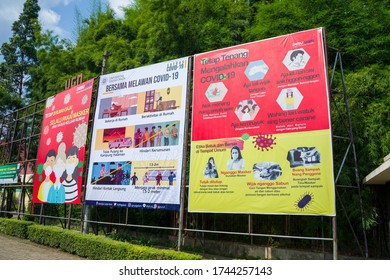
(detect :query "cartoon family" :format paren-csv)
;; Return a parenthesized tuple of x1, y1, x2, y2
(37, 143, 80, 204)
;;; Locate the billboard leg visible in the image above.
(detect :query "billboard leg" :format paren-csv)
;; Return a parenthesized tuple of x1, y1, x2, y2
(333, 216, 337, 260)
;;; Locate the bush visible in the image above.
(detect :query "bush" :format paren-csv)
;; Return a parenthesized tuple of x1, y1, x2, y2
(27, 224, 202, 260)
(0, 218, 33, 238)
(0, 218, 202, 259)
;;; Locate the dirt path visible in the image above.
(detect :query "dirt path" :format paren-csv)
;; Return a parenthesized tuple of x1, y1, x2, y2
(0, 233, 84, 260)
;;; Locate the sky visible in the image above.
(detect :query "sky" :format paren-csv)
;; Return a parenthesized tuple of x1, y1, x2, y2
(0, 0, 133, 48)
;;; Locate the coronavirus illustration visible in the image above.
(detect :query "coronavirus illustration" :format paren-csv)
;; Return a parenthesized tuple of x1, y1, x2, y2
(73, 122, 88, 148)
(295, 192, 314, 211)
(253, 133, 277, 151)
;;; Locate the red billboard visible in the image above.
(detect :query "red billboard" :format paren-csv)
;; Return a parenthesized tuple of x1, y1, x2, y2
(189, 28, 335, 215)
(32, 79, 94, 204)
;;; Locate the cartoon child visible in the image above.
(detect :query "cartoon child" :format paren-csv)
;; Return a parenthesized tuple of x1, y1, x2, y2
(62, 146, 79, 203)
(37, 149, 56, 202)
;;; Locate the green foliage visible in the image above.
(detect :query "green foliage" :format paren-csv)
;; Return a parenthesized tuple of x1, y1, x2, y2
(122, 0, 250, 65)
(0, 0, 40, 104)
(245, 0, 310, 40)
(246, 0, 390, 69)
(74, 7, 137, 74)
(0, 0, 40, 112)
(110, 232, 158, 246)
(177, 0, 250, 54)
(0, 81, 22, 112)
(28, 32, 77, 102)
(0, 0, 389, 258)
(343, 65, 390, 174)
(0, 218, 33, 238)
(27, 224, 202, 260)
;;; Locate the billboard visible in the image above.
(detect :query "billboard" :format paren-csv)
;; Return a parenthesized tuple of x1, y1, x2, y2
(0, 164, 20, 184)
(189, 28, 335, 215)
(32, 79, 94, 204)
(85, 57, 190, 210)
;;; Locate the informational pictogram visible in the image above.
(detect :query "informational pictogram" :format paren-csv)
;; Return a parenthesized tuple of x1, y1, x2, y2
(253, 133, 276, 151)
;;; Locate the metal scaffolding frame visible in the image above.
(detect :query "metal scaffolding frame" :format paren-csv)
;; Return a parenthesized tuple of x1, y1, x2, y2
(0, 47, 369, 259)
(328, 46, 368, 258)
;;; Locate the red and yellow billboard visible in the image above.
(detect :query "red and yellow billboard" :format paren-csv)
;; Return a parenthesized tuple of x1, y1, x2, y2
(189, 28, 335, 215)
(32, 79, 94, 204)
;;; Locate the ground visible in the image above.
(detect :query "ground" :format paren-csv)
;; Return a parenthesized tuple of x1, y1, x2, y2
(0, 233, 84, 260)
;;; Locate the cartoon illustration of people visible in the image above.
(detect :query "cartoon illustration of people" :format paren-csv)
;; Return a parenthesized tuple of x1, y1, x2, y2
(110, 101, 122, 117)
(114, 163, 124, 185)
(156, 172, 163, 186)
(38, 149, 56, 202)
(170, 124, 178, 145)
(143, 172, 149, 185)
(142, 127, 149, 147)
(62, 146, 79, 203)
(156, 96, 163, 111)
(156, 125, 163, 146)
(150, 126, 156, 147)
(134, 128, 143, 147)
(100, 164, 107, 178)
(227, 146, 244, 170)
(204, 157, 218, 178)
(164, 124, 170, 146)
(241, 106, 251, 121)
(131, 172, 138, 185)
(235, 99, 259, 121)
(47, 145, 66, 203)
(289, 50, 306, 69)
(285, 89, 295, 110)
(168, 171, 176, 185)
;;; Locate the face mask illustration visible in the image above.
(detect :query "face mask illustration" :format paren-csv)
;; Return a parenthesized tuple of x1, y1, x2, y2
(66, 163, 76, 176)
(44, 165, 53, 177)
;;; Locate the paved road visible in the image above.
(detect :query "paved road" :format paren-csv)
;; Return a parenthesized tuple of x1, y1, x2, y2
(0, 233, 84, 260)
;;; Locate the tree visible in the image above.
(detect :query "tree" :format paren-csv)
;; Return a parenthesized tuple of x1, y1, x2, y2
(125, 0, 250, 64)
(0, 0, 40, 112)
(74, 6, 137, 74)
(246, 0, 390, 70)
(27, 31, 77, 103)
